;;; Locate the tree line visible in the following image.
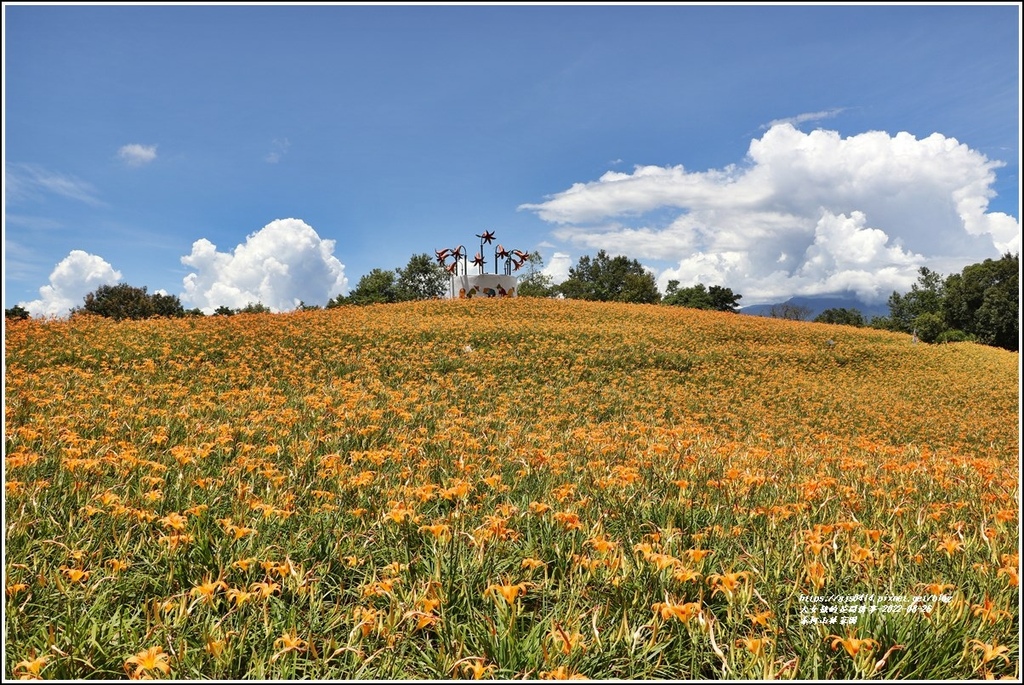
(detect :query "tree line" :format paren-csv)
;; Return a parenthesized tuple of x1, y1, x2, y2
(870, 252, 1018, 350)
(7, 250, 1016, 352)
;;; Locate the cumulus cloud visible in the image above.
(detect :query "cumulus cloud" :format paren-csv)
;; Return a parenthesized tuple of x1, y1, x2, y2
(520, 124, 1020, 304)
(19, 250, 122, 318)
(117, 144, 158, 167)
(542, 251, 573, 285)
(180, 218, 348, 313)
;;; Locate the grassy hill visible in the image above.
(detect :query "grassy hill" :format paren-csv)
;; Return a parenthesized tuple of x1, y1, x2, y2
(4, 298, 1019, 679)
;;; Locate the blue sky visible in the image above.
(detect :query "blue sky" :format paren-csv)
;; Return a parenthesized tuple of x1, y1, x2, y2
(4, 3, 1020, 315)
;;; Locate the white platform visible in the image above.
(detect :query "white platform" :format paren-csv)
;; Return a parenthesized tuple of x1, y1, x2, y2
(452, 274, 519, 298)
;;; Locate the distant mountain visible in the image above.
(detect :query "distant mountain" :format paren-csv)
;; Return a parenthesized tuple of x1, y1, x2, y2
(739, 294, 890, 321)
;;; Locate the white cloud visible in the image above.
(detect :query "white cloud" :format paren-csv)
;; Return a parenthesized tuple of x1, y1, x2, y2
(542, 251, 573, 285)
(19, 250, 122, 318)
(265, 138, 290, 164)
(5, 163, 103, 206)
(117, 144, 158, 167)
(760, 108, 845, 130)
(520, 124, 1020, 305)
(180, 218, 349, 313)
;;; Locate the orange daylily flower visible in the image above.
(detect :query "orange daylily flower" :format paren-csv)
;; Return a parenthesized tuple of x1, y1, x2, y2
(419, 523, 451, 540)
(552, 511, 583, 531)
(971, 596, 1011, 624)
(206, 638, 228, 659)
(226, 588, 253, 607)
(996, 566, 1018, 587)
(250, 580, 281, 600)
(190, 577, 228, 603)
(708, 570, 750, 600)
(586, 534, 618, 554)
(404, 606, 441, 631)
(232, 557, 257, 572)
(273, 630, 306, 655)
(828, 632, 879, 658)
(736, 636, 771, 657)
(14, 654, 49, 679)
(806, 561, 827, 590)
(529, 501, 552, 515)
(352, 606, 378, 638)
(685, 549, 713, 563)
(672, 566, 702, 584)
(970, 639, 1011, 665)
(652, 600, 702, 622)
(124, 645, 170, 679)
(848, 543, 875, 564)
(159, 512, 187, 531)
(919, 582, 954, 596)
(59, 567, 91, 584)
(646, 553, 680, 572)
(484, 582, 530, 605)
(539, 665, 587, 679)
(362, 577, 401, 597)
(521, 557, 547, 571)
(106, 558, 130, 573)
(462, 659, 496, 679)
(936, 536, 963, 555)
(549, 623, 586, 655)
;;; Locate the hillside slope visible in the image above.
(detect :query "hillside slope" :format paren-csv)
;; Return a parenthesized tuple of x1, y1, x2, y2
(3, 297, 1020, 680)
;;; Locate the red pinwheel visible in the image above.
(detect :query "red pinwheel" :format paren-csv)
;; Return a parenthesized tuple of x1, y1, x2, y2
(477, 231, 495, 244)
(495, 244, 510, 259)
(435, 248, 451, 265)
(472, 252, 486, 268)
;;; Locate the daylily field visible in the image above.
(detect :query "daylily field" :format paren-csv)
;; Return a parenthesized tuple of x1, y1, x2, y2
(3, 298, 1019, 680)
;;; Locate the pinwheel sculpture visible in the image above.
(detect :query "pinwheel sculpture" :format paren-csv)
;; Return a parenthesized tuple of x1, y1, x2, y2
(434, 231, 528, 277)
(434, 231, 527, 298)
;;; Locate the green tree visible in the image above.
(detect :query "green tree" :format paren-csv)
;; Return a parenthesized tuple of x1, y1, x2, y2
(663, 281, 742, 312)
(151, 293, 185, 318)
(935, 329, 975, 344)
(325, 293, 348, 309)
(913, 311, 946, 343)
(943, 252, 1018, 351)
(344, 268, 401, 305)
(556, 250, 660, 303)
(814, 307, 865, 327)
(5, 305, 30, 320)
(887, 266, 945, 333)
(767, 303, 813, 321)
(81, 283, 155, 320)
(238, 302, 271, 314)
(213, 305, 235, 317)
(868, 315, 893, 330)
(396, 253, 449, 301)
(516, 252, 555, 298)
